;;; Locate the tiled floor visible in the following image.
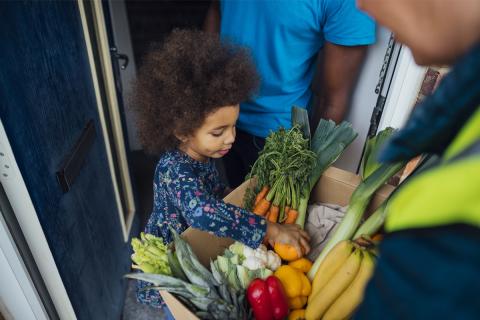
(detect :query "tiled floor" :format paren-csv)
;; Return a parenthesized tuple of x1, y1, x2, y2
(122, 280, 167, 320)
(122, 152, 163, 319)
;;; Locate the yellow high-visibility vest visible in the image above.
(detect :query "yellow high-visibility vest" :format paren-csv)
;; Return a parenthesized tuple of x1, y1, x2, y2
(386, 107, 480, 232)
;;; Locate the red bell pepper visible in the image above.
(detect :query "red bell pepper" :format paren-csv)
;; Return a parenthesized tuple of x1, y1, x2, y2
(247, 276, 289, 320)
(266, 276, 289, 319)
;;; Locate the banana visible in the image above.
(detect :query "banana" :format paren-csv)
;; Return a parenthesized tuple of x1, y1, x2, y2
(305, 248, 363, 320)
(322, 250, 375, 320)
(309, 240, 354, 302)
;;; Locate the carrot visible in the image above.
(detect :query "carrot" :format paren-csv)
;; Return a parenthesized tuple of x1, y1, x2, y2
(284, 209, 298, 224)
(278, 205, 290, 223)
(268, 205, 280, 223)
(265, 209, 271, 220)
(254, 186, 270, 206)
(253, 198, 271, 216)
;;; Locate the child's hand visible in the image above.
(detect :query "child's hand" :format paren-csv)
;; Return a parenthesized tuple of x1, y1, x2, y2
(265, 221, 311, 257)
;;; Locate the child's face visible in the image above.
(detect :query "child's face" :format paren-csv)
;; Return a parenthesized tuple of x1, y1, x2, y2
(179, 105, 239, 162)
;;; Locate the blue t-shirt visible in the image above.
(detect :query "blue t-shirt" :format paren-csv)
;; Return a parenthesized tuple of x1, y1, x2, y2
(220, 0, 376, 137)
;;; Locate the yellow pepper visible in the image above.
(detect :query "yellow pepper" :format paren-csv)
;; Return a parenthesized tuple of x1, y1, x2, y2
(288, 309, 306, 320)
(274, 265, 311, 310)
(289, 296, 307, 309)
(274, 243, 301, 261)
(288, 258, 313, 274)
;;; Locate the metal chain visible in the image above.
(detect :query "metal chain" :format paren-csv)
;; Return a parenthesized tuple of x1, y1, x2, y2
(375, 33, 396, 94)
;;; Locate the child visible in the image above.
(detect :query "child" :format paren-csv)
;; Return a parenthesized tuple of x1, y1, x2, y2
(131, 30, 310, 311)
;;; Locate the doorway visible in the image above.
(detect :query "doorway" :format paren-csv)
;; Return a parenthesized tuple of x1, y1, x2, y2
(100, 1, 213, 318)
(103, 0, 212, 231)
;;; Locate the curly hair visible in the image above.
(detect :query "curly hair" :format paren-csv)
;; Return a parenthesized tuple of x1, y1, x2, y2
(131, 29, 259, 155)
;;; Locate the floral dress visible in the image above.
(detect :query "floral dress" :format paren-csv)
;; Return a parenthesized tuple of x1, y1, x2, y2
(137, 149, 266, 308)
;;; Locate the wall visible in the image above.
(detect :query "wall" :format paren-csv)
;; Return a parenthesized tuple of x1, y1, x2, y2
(335, 27, 393, 172)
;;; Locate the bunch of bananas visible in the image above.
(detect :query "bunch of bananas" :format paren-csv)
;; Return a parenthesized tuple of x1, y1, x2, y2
(131, 232, 171, 275)
(305, 239, 376, 320)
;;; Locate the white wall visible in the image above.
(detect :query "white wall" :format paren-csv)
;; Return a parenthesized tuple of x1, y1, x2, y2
(335, 27, 392, 172)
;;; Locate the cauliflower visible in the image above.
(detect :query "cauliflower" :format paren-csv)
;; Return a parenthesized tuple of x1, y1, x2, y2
(243, 255, 265, 270)
(266, 250, 281, 271)
(229, 241, 281, 271)
(242, 245, 254, 260)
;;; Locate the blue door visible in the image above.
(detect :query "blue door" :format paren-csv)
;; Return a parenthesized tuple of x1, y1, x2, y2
(0, 2, 137, 319)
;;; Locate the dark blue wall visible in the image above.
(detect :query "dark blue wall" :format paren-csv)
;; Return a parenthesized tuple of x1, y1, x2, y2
(0, 2, 138, 319)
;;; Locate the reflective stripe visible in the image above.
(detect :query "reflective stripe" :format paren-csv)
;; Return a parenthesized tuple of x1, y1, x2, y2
(444, 107, 480, 160)
(386, 107, 480, 232)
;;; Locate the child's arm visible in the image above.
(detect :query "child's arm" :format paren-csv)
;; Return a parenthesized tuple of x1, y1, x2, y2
(171, 177, 311, 254)
(170, 172, 267, 248)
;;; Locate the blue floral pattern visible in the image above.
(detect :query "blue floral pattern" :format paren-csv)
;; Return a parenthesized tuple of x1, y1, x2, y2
(137, 149, 266, 307)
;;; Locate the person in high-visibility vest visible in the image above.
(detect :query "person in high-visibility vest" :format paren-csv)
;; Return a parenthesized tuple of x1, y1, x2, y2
(355, 0, 480, 318)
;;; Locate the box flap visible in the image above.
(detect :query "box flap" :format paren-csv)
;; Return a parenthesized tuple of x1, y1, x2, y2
(160, 291, 198, 320)
(312, 167, 395, 214)
(181, 229, 234, 267)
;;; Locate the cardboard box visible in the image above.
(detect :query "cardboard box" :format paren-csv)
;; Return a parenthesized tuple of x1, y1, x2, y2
(160, 166, 395, 319)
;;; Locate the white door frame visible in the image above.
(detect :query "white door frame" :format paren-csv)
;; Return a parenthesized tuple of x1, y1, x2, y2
(378, 46, 427, 130)
(0, 121, 77, 320)
(0, 208, 48, 320)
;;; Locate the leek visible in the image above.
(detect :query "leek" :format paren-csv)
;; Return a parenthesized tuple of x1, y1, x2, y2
(360, 127, 396, 179)
(295, 119, 358, 228)
(307, 128, 406, 280)
(353, 201, 388, 238)
(352, 128, 398, 238)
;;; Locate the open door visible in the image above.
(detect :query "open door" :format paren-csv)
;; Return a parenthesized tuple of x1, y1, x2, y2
(0, 1, 139, 319)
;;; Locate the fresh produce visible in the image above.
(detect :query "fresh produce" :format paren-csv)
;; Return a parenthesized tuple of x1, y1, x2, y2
(307, 248, 362, 319)
(232, 242, 281, 271)
(353, 201, 387, 239)
(288, 258, 313, 274)
(246, 276, 289, 320)
(289, 296, 308, 310)
(246, 278, 273, 320)
(126, 228, 250, 320)
(295, 113, 358, 229)
(306, 240, 376, 320)
(288, 309, 306, 320)
(274, 265, 311, 310)
(247, 125, 316, 224)
(131, 232, 171, 275)
(322, 250, 375, 320)
(274, 243, 301, 262)
(308, 128, 406, 281)
(244, 124, 318, 260)
(309, 241, 354, 301)
(212, 242, 281, 290)
(245, 110, 357, 261)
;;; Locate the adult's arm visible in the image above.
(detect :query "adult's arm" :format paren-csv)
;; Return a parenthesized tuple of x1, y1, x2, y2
(203, 0, 220, 33)
(311, 42, 368, 127)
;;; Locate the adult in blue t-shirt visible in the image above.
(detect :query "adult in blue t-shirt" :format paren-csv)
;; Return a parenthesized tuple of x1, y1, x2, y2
(204, 0, 376, 187)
